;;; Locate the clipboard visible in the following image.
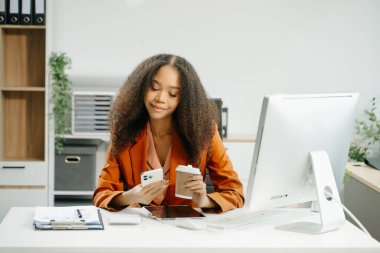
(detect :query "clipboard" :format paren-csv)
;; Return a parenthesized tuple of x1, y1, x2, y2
(33, 206, 104, 230)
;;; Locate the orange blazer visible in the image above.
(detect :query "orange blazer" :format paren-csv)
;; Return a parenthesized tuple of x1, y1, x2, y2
(93, 126, 244, 213)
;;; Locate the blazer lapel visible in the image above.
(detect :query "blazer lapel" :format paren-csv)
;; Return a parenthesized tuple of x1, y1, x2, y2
(129, 129, 148, 185)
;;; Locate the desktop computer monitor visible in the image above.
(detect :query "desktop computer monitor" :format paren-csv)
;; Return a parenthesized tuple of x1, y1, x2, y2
(245, 93, 359, 232)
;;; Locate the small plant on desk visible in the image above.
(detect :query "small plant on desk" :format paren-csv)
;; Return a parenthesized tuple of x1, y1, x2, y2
(345, 97, 380, 182)
(349, 97, 380, 162)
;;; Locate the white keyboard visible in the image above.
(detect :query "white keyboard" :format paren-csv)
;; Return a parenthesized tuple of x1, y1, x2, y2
(206, 210, 291, 230)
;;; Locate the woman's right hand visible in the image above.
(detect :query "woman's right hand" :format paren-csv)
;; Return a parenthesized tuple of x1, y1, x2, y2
(128, 180, 169, 205)
(110, 180, 169, 208)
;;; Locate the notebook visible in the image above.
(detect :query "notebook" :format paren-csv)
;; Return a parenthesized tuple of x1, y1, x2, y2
(33, 206, 104, 230)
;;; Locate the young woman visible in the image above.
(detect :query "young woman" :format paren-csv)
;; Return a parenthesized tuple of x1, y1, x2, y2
(93, 54, 244, 213)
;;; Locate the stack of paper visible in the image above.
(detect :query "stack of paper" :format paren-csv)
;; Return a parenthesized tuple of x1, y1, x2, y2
(33, 206, 104, 230)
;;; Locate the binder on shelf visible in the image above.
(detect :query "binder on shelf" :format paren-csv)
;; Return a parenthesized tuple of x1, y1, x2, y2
(0, 0, 6, 24)
(20, 0, 32, 25)
(33, 206, 104, 230)
(33, 0, 45, 25)
(6, 0, 19, 25)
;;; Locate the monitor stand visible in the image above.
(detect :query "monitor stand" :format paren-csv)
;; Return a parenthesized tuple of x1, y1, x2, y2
(276, 150, 345, 234)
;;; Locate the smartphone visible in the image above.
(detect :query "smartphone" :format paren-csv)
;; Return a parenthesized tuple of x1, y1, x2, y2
(140, 168, 163, 187)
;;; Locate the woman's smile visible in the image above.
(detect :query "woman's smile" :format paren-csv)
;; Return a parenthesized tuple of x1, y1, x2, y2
(151, 103, 167, 112)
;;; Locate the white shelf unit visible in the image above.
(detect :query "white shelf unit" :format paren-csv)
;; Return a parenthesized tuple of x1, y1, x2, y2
(0, 24, 49, 221)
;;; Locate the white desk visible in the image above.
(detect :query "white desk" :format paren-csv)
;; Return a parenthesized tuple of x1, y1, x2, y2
(0, 207, 379, 253)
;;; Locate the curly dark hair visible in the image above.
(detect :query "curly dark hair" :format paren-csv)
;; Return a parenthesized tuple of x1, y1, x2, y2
(110, 54, 218, 165)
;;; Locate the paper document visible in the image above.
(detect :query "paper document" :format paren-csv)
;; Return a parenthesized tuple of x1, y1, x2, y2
(33, 206, 104, 230)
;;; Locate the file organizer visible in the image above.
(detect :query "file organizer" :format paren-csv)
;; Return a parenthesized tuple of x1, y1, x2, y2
(72, 91, 115, 135)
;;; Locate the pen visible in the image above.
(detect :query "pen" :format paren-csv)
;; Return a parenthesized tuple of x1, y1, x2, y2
(76, 209, 83, 219)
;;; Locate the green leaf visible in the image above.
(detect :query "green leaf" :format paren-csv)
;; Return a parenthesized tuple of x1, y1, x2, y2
(349, 96, 380, 162)
(49, 52, 72, 154)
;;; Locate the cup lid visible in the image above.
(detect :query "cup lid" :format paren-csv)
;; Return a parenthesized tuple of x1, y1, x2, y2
(176, 165, 200, 174)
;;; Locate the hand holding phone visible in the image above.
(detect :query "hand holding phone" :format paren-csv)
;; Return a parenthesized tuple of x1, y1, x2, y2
(137, 180, 169, 205)
(140, 168, 163, 187)
(112, 172, 168, 206)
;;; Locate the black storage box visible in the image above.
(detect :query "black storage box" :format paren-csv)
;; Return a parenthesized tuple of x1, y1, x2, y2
(55, 145, 97, 191)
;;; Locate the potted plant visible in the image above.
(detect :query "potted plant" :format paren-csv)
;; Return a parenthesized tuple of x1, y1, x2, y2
(345, 97, 380, 183)
(349, 97, 380, 162)
(49, 52, 72, 154)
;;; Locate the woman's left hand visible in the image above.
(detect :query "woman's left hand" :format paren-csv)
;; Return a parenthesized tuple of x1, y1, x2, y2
(186, 175, 216, 208)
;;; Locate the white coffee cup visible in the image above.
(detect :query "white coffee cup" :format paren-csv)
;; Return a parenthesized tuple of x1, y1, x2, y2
(175, 165, 201, 199)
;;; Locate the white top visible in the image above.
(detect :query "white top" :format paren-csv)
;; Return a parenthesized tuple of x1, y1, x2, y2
(0, 207, 379, 253)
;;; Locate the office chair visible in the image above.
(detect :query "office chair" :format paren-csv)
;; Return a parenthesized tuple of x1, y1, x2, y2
(206, 98, 224, 193)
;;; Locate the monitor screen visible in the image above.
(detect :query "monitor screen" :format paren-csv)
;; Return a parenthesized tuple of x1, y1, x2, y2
(245, 93, 359, 212)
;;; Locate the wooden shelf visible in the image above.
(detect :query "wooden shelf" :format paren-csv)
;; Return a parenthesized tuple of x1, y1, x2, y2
(1, 157, 45, 162)
(0, 185, 45, 190)
(0, 25, 46, 30)
(0, 13, 48, 221)
(1, 87, 45, 92)
(1, 91, 45, 160)
(0, 26, 46, 161)
(1, 27, 45, 88)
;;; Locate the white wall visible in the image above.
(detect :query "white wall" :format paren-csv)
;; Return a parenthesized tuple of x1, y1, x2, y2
(51, 0, 380, 135)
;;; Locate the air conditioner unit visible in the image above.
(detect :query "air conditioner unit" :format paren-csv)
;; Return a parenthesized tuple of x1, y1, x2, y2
(72, 91, 115, 135)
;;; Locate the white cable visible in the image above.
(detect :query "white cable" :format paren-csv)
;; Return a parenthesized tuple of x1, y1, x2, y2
(324, 190, 371, 236)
